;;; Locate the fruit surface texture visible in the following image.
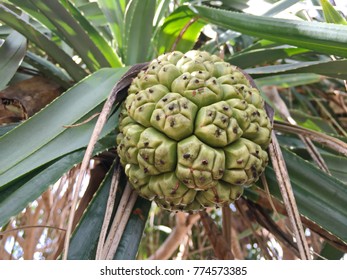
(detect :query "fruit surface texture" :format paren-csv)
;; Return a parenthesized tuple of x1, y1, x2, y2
(117, 50, 272, 211)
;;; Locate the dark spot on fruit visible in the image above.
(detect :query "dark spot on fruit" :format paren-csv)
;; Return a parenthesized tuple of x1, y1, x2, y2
(156, 115, 160, 121)
(163, 67, 167, 72)
(151, 66, 155, 69)
(160, 159, 165, 165)
(215, 128, 222, 137)
(183, 103, 188, 109)
(144, 141, 149, 147)
(139, 106, 143, 111)
(198, 70, 202, 74)
(236, 180, 244, 184)
(162, 98, 168, 102)
(168, 104, 175, 110)
(144, 167, 149, 173)
(142, 154, 149, 161)
(183, 153, 190, 159)
(199, 177, 206, 183)
(231, 77, 235, 80)
(170, 119, 175, 127)
(213, 79, 217, 85)
(183, 179, 189, 184)
(149, 89, 154, 93)
(137, 97, 142, 101)
(202, 160, 208, 165)
(223, 106, 229, 111)
(221, 117, 227, 123)
(240, 86, 245, 90)
(237, 159, 243, 164)
(219, 169, 224, 175)
(233, 127, 238, 134)
(183, 75, 187, 80)
(208, 111, 213, 117)
(195, 79, 199, 83)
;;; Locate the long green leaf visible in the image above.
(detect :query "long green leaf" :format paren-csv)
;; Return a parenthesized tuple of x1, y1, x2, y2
(24, 51, 72, 88)
(0, 29, 26, 90)
(320, 0, 347, 25)
(229, 46, 309, 69)
(156, 5, 205, 54)
(0, 67, 129, 181)
(255, 73, 321, 88)
(319, 242, 345, 260)
(114, 197, 151, 259)
(97, 0, 126, 51)
(73, 1, 111, 43)
(153, 0, 171, 27)
(289, 147, 347, 183)
(77, 2, 108, 27)
(0, 21, 15, 36)
(238, 39, 281, 53)
(60, 0, 123, 68)
(0, 137, 114, 227)
(277, 134, 347, 183)
(0, 110, 118, 188)
(245, 59, 347, 79)
(7, 0, 58, 33)
(262, 0, 301, 16)
(20, 0, 110, 71)
(264, 148, 347, 243)
(202, 30, 241, 54)
(68, 164, 151, 260)
(123, 0, 156, 64)
(67, 162, 117, 260)
(192, 5, 347, 58)
(0, 123, 18, 137)
(286, 110, 337, 134)
(0, 4, 87, 81)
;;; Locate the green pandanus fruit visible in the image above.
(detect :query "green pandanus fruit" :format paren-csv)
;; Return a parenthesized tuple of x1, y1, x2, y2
(117, 50, 272, 211)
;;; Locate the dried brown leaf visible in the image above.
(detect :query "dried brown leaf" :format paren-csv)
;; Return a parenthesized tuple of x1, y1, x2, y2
(269, 132, 311, 259)
(62, 63, 148, 260)
(199, 211, 234, 260)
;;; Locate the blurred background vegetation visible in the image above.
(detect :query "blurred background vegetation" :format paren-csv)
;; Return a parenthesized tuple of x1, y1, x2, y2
(0, 0, 346, 260)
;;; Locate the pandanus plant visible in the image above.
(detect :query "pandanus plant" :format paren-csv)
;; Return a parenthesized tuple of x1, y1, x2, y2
(0, 0, 347, 260)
